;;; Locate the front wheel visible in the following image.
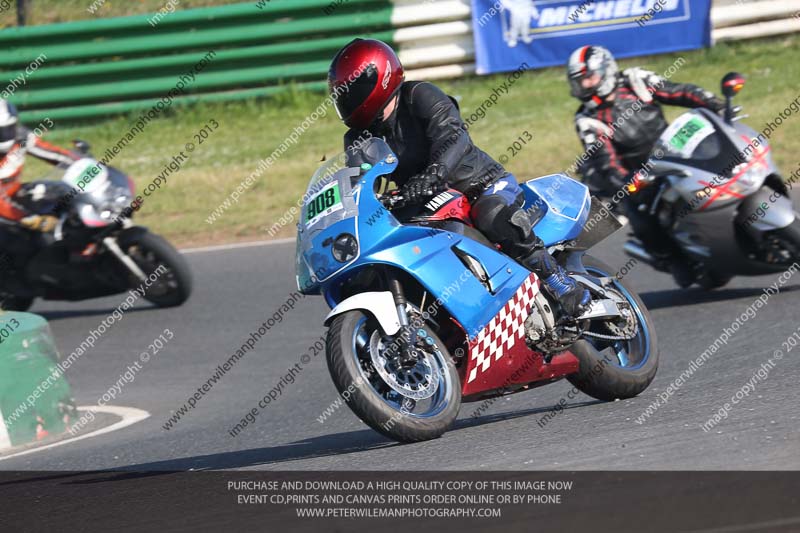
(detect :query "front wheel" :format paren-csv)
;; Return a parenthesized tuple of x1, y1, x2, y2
(326, 311, 461, 443)
(0, 294, 34, 312)
(121, 231, 192, 307)
(568, 255, 659, 401)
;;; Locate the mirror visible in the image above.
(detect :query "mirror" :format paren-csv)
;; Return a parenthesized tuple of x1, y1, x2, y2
(721, 72, 746, 98)
(72, 139, 92, 156)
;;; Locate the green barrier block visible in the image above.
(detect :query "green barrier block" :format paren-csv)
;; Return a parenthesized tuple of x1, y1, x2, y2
(18, 80, 330, 123)
(0, 0, 388, 46)
(0, 312, 76, 449)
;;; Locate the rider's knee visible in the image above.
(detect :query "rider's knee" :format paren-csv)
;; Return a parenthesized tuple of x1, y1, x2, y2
(471, 193, 508, 235)
(472, 194, 537, 253)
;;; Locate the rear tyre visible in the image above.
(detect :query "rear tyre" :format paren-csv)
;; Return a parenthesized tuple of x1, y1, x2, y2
(326, 310, 461, 443)
(122, 232, 192, 307)
(568, 255, 659, 401)
(698, 270, 733, 290)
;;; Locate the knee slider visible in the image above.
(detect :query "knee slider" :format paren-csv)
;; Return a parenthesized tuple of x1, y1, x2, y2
(473, 195, 537, 250)
(509, 208, 533, 241)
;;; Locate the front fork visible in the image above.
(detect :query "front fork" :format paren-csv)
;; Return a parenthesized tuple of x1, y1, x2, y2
(103, 236, 148, 283)
(384, 270, 422, 365)
(55, 214, 148, 283)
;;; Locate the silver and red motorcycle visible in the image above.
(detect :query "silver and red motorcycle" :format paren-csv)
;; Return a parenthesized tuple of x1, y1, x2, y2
(624, 73, 799, 289)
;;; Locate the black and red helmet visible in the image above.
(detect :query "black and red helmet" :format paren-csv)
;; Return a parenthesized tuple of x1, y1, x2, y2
(328, 38, 405, 130)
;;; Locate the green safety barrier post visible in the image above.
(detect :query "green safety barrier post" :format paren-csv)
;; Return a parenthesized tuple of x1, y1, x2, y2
(0, 311, 76, 449)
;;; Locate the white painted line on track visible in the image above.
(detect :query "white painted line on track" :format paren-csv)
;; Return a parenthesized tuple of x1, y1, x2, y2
(0, 405, 149, 462)
(181, 238, 294, 254)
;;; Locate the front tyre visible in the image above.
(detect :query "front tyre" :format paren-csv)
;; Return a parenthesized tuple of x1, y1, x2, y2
(568, 255, 659, 401)
(326, 311, 461, 443)
(121, 232, 192, 307)
(0, 294, 34, 312)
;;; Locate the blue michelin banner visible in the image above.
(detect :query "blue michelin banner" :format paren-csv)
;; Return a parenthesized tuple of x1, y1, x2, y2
(471, 0, 712, 74)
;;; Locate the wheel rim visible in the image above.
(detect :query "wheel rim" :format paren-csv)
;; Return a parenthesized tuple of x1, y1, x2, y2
(584, 266, 651, 370)
(351, 317, 453, 419)
(126, 245, 180, 296)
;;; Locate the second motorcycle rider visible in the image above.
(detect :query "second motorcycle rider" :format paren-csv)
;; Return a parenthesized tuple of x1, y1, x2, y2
(566, 45, 726, 285)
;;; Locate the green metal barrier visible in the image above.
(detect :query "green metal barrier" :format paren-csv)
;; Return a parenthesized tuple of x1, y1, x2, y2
(0, 0, 383, 46)
(1, 10, 393, 67)
(0, 33, 394, 88)
(0, 312, 76, 449)
(25, 81, 328, 123)
(0, 0, 395, 123)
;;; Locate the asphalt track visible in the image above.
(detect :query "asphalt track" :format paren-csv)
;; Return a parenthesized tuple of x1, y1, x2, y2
(1, 211, 799, 472)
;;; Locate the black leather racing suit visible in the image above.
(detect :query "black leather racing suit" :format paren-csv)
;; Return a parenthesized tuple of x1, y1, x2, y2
(344, 80, 544, 262)
(574, 68, 725, 256)
(345, 81, 504, 199)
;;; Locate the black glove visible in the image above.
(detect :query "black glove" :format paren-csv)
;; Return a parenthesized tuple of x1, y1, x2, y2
(402, 164, 447, 204)
(706, 96, 727, 114)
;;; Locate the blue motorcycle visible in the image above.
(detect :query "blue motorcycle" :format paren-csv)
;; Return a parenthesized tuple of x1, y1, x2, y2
(296, 138, 658, 443)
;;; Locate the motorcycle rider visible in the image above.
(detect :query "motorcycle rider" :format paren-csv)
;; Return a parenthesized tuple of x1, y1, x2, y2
(0, 100, 79, 287)
(0, 100, 78, 232)
(329, 38, 590, 318)
(567, 45, 726, 285)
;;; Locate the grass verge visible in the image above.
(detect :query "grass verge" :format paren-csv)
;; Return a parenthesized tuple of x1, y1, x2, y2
(15, 34, 800, 247)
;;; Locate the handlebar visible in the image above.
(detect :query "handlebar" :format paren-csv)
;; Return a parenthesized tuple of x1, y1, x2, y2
(379, 182, 449, 209)
(380, 190, 407, 208)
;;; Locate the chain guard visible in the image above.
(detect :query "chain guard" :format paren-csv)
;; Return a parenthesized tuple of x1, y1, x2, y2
(526, 284, 638, 352)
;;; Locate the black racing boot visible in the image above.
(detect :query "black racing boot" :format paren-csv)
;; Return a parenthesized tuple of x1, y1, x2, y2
(524, 248, 591, 319)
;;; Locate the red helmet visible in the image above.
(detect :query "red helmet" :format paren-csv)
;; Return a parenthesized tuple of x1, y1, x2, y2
(328, 38, 404, 130)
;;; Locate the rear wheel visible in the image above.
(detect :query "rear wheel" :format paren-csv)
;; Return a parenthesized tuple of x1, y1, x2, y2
(326, 310, 461, 443)
(567, 255, 659, 401)
(698, 270, 733, 290)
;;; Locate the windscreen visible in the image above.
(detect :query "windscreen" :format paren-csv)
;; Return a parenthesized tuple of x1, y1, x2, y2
(300, 138, 395, 234)
(657, 113, 721, 161)
(295, 138, 395, 293)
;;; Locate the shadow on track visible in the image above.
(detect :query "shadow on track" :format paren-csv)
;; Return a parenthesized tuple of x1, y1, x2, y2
(34, 305, 157, 321)
(41, 400, 601, 480)
(640, 283, 800, 311)
(0, 399, 602, 484)
(72, 429, 397, 476)
(454, 399, 601, 430)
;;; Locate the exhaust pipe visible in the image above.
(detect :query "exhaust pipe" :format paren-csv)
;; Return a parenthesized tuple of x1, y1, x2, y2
(623, 241, 656, 266)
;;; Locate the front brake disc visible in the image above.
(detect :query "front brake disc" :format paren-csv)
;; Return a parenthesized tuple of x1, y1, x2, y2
(368, 330, 439, 400)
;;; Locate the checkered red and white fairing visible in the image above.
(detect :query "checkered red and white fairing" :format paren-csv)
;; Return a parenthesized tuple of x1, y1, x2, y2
(467, 274, 540, 383)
